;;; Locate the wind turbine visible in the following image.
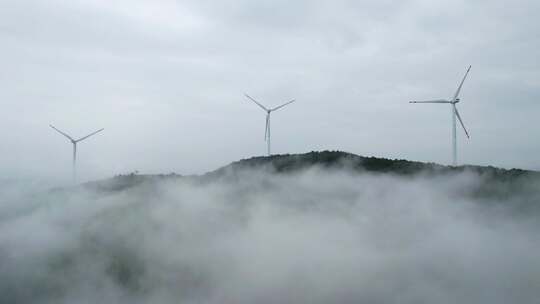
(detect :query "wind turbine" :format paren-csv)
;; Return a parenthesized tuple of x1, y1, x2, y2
(244, 93, 295, 156)
(49, 124, 104, 183)
(410, 65, 471, 166)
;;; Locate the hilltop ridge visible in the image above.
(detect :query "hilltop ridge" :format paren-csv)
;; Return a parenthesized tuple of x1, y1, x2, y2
(79, 151, 539, 201)
(207, 150, 535, 176)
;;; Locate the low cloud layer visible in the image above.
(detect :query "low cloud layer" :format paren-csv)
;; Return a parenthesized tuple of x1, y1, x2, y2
(1, 168, 539, 303)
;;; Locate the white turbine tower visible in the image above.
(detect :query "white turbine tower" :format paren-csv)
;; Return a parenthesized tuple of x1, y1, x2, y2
(49, 124, 104, 183)
(244, 93, 295, 156)
(410, 65, 471, 166)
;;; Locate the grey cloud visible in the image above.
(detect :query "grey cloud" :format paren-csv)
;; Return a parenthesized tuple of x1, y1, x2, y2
(1, 0, 539, 182)
(1, 168, 539, 303)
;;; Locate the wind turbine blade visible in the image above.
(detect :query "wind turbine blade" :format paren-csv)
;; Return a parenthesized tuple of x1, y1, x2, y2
(49, 124, 74, 141)
(409, 99, 451, 103)
(454, 108, 470, 138)
(76, 128, 104, 142)
(264, 114, 269, 141)
(244, 93, 268, 111)
(271, 99, 296, 111)
(452, 65, 472, 101)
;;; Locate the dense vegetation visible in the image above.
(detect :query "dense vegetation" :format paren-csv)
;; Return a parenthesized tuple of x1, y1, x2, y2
(79, 151, 540, 206)
(209, 150, 537, 177)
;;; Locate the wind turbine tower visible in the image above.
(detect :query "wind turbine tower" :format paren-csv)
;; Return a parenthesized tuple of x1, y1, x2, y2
(410, 66, 472, 166)
(244, 94, 295, 156)
(49, 125, 104, 183)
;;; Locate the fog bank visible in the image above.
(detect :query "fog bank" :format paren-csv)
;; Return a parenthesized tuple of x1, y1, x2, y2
(1, 168, 539, 303)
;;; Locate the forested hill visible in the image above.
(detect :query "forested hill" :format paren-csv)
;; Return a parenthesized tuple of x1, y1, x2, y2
(205, 150, 538, 179)
(80, 151, 540, 202)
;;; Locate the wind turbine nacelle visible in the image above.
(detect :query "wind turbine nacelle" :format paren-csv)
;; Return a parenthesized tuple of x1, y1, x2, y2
(454, 98, 460, 103)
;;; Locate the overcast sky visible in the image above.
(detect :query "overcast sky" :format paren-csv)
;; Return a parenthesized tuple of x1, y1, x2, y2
(1, 0, 539, 182)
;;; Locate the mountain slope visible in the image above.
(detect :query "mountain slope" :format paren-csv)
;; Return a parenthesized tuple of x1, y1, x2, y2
(79, 151, 539, 203)
(207, 150, 536, 177)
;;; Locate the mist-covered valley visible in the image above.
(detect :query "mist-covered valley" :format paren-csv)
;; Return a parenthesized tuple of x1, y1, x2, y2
(1, 152, 539, 303)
